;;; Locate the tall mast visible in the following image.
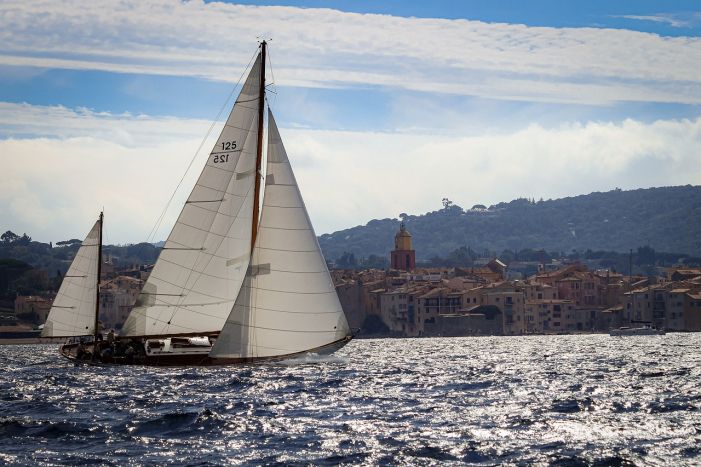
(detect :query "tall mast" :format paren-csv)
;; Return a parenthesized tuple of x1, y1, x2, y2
(94, 211, 103, 342)
(251, 40, 267, 252)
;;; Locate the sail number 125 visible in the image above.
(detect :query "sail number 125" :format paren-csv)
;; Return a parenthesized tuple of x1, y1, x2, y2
(214, 141, 237, 163)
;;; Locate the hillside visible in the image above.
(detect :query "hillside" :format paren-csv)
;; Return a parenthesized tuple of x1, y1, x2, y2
(318, 186, 701, 262)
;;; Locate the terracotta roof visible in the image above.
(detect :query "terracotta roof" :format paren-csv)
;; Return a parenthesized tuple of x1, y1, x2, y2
(419, 288, 448, 299)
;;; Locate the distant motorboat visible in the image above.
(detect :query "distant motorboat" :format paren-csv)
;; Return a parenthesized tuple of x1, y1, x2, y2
(609, 325, 665, 336)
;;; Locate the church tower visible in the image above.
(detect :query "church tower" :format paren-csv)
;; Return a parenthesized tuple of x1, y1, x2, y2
(391, 222, 416, 271)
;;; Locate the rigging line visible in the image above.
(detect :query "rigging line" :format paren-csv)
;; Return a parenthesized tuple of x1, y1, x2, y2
(266, 45, 277, 110)
(145, 48, 259, 244)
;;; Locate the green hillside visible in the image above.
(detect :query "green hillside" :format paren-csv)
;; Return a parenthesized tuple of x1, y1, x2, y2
(318, 185, 701, 262)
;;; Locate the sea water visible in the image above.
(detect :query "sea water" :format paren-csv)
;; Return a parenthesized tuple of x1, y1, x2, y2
(0, 334, 700, 465)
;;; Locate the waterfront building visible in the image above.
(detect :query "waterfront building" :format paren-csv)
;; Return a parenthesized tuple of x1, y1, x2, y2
(685, 292, 701, 331)
(415, 287, 462, 335)
(98, 275, 143, 331)
(524, 299, 575, 333)
(14, 295, 53, 325)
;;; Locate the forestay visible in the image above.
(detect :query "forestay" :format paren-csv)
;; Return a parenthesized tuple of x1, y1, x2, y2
(42, 218, 101, 337)
(121, 55, 262, 337)
(210, 110, 350, 359)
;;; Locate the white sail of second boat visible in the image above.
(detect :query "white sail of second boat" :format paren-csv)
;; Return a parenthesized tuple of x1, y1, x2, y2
(210, 110, 350, 359)
(121, 55, 263, 337)
(42, 215, 102, 337)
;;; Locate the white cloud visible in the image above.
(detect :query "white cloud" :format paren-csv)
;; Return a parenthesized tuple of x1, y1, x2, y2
(1, 102, 699, 244)
(617, 14, 697, 29)
(0, 102, 212, 146)
(1, 1, 701, 104)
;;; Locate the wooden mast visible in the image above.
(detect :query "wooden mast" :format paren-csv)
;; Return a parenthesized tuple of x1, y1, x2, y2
(251, 40, 266, 252)
(93, 211, 103, 343)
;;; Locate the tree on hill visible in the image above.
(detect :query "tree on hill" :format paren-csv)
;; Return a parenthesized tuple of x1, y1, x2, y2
(1, 231, 19, 245)
(56, 239, 82, 247)
(0, 259, 33, 299)
(336, 251, 358, 269)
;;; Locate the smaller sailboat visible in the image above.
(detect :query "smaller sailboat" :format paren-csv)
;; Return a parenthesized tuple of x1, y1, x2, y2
(42, 212, 103, 350)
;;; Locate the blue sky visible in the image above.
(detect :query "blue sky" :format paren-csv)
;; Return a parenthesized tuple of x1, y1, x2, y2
(1, 0, 700, 244)
(230, 0, 701, 35)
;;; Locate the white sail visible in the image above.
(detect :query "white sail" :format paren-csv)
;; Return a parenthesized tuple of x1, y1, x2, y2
(210, 110, 350, 359)
(121, 55, 262, 337)
(42, 217, 101, 337)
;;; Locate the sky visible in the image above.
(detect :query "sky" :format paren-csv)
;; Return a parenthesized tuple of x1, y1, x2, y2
(1, 0, 700, 245)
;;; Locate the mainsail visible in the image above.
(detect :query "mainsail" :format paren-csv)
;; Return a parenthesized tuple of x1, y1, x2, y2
(42, 216, 102, 337)
(210, 110, 350, 359)
(121, 55, 262, 337)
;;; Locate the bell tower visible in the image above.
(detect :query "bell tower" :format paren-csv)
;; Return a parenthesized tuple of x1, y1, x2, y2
(390, 222, 416, 271)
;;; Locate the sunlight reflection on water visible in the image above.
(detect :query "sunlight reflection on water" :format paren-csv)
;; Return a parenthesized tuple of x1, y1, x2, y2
(0, 334, 700, 464)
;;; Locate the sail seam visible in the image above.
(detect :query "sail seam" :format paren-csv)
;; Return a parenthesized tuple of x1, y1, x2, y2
(194, 182, 248, 198)
(262, 204, 304, 209)
(147, 299, 234, 307)
(223, 122, 257, 132)
(240, 284, 335, 295)
(258, 226, 311, 231)
(256, 246, 317, 253)
(209, 149, 243, 155)
(229, 303, 343, 315)
(204, 164, 237, 175)
(267, 269, 328, 274)
(142, 275, 234, 302)
(158, 243, 247, 263)
(184, 202, 238, 217)
(153, 256, 246, 281)
(235, 96, 260, 104)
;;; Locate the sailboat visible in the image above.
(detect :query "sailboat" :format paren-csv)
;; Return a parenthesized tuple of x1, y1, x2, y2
(54, 42, 352, 365)
(42, 212, 103, 342)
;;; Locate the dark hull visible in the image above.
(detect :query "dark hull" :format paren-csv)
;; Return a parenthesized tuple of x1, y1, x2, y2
(59, 336, 353, 367)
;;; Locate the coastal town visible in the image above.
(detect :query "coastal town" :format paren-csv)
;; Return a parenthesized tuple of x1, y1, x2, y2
(334, 223, 701, 336)
(3, 222, 701, 340)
